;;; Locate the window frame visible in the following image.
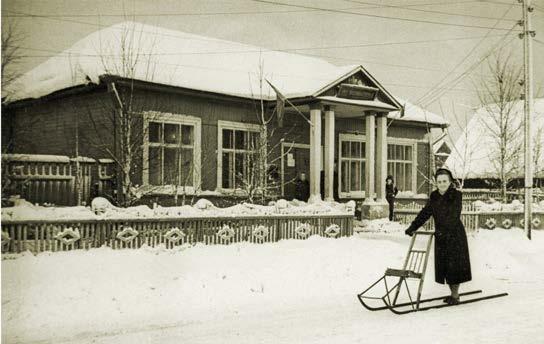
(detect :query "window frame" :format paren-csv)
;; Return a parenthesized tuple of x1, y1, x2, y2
(217, 120, 262, 193)
(386, 137, 417, 194)
(142, 112, 202, 193)
(338, 133, 367, 199)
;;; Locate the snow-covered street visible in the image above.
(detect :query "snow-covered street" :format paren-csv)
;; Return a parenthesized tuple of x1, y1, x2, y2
(2, 225, 544, 344)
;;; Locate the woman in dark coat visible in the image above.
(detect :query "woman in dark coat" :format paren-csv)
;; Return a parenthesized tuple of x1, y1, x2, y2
(405, 168, 472, 305)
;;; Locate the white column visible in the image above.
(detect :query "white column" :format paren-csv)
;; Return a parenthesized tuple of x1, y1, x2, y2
(364, 112, 376, 203)
(324, 106, 335, 202)
(309, 104, 322, 203)
(375, 114, 388, 201)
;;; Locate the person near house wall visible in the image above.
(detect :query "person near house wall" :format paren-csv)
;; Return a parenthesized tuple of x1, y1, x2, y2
(385, 175, 399, 221)
(404, 168, 472, 305)
(295, 172, 310, 202)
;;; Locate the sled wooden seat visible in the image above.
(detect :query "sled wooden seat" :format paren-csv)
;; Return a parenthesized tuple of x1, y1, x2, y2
(385, 268, 422, 279)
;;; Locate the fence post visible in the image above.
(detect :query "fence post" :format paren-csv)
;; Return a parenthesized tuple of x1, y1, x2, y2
(275, 218, 281, 242)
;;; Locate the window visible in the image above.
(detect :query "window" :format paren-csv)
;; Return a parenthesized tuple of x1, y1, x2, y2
(338, 134, 366, 198)
(387, 141, 416, 193)
(143, 112, 201, 190)
(218, 121, 261, 191)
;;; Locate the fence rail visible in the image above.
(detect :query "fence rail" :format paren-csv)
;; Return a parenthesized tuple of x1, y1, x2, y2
(0, 214, 354, 254)
(395, 209, 543, 232)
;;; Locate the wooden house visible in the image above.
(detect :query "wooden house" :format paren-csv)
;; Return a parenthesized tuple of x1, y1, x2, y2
(2, 22, 449, 218)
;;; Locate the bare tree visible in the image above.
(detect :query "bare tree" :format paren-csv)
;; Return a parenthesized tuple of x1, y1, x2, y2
(445, 101, 480, 189)
(475, 51, 523, 202)
(234, 58, 277, 204)
(80, 23, 190, 206)
(1, 21, 24, 98)
(225, 57, 304, 204)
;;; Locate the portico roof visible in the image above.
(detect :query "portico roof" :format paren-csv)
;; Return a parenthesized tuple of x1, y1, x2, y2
(316, 96, 398, 116)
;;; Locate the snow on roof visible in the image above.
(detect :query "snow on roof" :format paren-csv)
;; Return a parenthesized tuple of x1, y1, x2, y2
(445, 98, 544, 179)
(2, 154, 71, 163)
(387, 98, 449, 127)
(5, 21, 358, 102)
(5, 21, 445, 127)
(70, 157, 96, 163)
(2, 154, 99, 163)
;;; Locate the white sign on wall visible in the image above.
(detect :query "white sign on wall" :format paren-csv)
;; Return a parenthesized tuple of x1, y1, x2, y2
(287, 153, 295, 167)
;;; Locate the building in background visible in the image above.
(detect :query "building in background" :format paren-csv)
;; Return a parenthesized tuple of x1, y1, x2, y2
(446, 98, 544, 189)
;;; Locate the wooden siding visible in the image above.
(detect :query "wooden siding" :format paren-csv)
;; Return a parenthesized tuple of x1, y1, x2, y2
(3, 85, 434, 202)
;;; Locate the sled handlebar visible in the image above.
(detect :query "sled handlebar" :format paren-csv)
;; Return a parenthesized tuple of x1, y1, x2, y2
(414, 230, 435, 235)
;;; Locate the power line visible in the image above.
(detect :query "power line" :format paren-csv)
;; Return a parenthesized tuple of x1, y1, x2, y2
(305, 52, 447, 72)
(14, 45, 445, 73)
(476, 0, 520, 4)
(420, 32, 518, 107)
(0, 1, 508, 18)
(414, 0, 517, 105)
(3, 6, 522, 54)
(342, 0, 519, 21)
(381, 82, 485, 93)
(16, 43, 530, 95)
(15, 32, 512, 81)
(348, 0, 500, 8)
(11, 52, 490, 94)
(251, 0, 519, 31)
(415, 1, 517, 106)
(1, 6, 363, 18)
(16, 33, 510, 58)
(285, 51, 512, 78)
(2, 10, 269, 48)
(419, 22, 520, 107)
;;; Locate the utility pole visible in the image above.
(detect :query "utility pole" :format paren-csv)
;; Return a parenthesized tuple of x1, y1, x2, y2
(519, 0, 535, 240)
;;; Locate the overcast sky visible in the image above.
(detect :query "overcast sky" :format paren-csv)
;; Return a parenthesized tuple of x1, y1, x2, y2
(2, 0, 544, 141)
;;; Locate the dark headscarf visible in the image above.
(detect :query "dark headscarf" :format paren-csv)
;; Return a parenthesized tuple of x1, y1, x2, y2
(435, 168, 459, 191)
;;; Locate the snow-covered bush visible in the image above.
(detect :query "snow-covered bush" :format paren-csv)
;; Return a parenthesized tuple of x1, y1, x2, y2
(275, 199, 289, 209)
(91, 197, 115, 215)
(194, 198, 215, 210)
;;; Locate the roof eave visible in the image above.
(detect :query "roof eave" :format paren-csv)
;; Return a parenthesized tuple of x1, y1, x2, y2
(389, 118, 449, 129)
(3, 83, 104, 109)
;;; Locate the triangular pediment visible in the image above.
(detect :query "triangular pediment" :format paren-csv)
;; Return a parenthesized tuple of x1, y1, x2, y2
(436, 142, 452, 154)
(314, 67, 401, 111)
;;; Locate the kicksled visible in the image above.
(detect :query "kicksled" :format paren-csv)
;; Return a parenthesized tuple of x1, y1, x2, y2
(357, 230, 508, 315)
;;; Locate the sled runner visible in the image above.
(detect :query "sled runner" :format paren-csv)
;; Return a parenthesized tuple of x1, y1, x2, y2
(357, 230, 508, 314)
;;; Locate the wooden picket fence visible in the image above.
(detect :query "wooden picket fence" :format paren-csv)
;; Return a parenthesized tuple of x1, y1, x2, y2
(2, 154, 115, 206)
(0, 214, 354, 254)
(397, 200, 479, 212)
(461, 189, 544, 203)
(395, 209, 543, 232)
